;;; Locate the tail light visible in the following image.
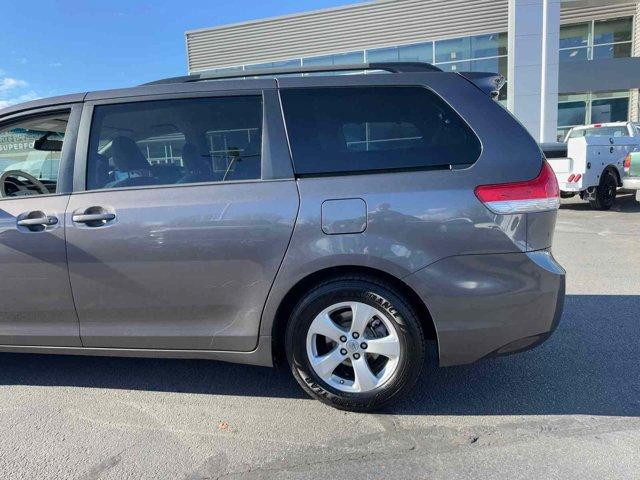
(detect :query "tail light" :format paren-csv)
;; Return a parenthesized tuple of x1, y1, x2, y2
(624, 154, 631, 173)
(475, 160, 560, 214)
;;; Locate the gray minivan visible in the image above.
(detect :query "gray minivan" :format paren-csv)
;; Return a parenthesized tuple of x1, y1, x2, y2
(0, 63, 565, 411)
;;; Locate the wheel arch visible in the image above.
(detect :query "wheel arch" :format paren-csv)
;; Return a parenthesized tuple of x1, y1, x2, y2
(269, 265, 437, 367)
(604, 164, 622, 186)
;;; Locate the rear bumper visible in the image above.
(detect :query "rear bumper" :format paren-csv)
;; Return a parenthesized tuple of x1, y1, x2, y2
(404, 249, 566, 367)
(622, 176, 640, 190)
(559, 183, 584, 193)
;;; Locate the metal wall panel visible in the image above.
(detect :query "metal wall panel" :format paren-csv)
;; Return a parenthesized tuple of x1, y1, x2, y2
(186, 0, 637, 74)
(560, 2, 636, 23)
(559, 57, 640, 93)
(186, 0, 508, 73)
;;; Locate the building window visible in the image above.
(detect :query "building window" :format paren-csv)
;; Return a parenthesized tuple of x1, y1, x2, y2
(557, 91, 630, 141)
(244, 59, 302, 71)
(471, 32, 508, 58)
(557, 93, 588, 140)
(397, 42, 433, 63)
(591, 91, 630, 124)
(559, 17, 633, 63)
(367, 42, 434, 63)
(302, 51, 365, 66)
(433, 33, 508, 103)
(435, 36, 472, 63)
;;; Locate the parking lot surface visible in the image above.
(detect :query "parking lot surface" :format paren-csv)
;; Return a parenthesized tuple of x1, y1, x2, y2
(1, 195, 639, 480)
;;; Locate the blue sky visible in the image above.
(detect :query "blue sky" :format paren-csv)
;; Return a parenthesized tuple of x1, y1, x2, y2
(0, 0, 364, 108)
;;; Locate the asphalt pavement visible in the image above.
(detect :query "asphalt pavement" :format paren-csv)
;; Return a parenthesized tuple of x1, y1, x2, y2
(1, 194, 639, 479)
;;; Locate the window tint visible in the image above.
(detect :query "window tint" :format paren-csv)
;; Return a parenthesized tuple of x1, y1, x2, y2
(0, 111, 69, 197)
(87, 96, 262, 191)
(280, 86, 481, 175)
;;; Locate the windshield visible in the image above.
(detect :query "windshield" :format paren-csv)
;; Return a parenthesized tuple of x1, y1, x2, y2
(568, 126, 629, 139)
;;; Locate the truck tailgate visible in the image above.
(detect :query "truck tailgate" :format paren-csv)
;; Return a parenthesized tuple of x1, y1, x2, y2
(547, 158, 572, 173)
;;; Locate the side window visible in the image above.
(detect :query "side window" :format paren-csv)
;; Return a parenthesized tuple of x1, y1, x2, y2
(280, 86, 481, 175)
(0, 111, 70, 197)
(86, 96, 263, 191)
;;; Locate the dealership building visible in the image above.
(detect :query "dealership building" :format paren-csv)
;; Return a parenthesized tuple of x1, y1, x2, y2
(184, 0, 640, 142)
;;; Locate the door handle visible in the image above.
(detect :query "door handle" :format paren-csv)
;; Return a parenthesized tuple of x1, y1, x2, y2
(17, 216, 58, 227)
(17, 211, 58, 231)
(72, 212, 116, 224)
(72, 206, 116, 227)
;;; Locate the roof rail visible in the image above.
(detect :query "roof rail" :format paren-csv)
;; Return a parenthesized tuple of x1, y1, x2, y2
(143, 62, 442, 85)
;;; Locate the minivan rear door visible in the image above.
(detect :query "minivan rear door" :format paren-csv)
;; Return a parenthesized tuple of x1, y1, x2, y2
(65, 84, 298, 351)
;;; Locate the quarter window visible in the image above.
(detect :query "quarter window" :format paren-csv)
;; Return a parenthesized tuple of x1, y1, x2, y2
(86, 96, 263, 191)
(281, 86, 481, 175)
(0, 111, 69, 197)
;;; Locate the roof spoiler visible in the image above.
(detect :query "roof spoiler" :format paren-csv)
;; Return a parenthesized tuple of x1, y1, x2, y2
(457, 72, 506, 100)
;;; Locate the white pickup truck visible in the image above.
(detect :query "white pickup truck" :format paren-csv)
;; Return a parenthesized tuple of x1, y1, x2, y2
(542, 122, 639, 210)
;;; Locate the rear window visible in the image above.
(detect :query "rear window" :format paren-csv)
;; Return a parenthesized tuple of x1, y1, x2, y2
(280, 86, 481, 175)
(568, 126, 629, 138)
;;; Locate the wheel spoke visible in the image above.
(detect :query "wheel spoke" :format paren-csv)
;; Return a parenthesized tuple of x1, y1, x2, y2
(366, 336, 400, 360)
(309, 313, 345, 343)
(352, 356, 379, 392)
(306, 300, 402, 393)
(311, 347, 345, 378)
(350, 303, 377, 336)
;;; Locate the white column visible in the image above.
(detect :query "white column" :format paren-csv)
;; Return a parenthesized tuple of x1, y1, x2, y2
(507, 0, 560, 142)
(628, 1, 640, 122)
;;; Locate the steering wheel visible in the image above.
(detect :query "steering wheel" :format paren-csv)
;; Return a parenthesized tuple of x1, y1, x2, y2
(0, 170, 50, 198)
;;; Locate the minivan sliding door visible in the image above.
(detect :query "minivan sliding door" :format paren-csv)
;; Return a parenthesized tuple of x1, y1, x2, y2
(65, 89, 298, 351)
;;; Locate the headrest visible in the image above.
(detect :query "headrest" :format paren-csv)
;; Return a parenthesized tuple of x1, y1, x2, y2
(110, 136, 150, 171)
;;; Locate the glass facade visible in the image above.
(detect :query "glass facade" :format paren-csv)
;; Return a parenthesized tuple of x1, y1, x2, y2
(212, 32, 509, 102)
(203, 17, 634, 140)
(230, 33, 506, 74)
(557, 91, 630, 141)
(559, 17, 633, 62)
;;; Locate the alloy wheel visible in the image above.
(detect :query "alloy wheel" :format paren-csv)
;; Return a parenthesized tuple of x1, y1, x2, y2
(305, 301, 401, 393)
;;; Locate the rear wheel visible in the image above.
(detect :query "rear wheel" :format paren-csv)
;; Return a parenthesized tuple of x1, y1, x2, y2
(285, 277, 425, 411)
(589, 171, 617, 210)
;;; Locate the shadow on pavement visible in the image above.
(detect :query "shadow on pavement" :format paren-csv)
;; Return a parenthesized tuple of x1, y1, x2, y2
(1, 294, 639, 416)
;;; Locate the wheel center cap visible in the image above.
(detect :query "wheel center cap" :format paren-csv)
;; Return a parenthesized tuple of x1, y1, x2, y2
(346, 339, 359, 352)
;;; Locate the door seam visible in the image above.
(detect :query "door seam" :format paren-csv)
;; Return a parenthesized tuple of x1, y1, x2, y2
(62, 194, 85, 347)
(254, 179, 301, 349)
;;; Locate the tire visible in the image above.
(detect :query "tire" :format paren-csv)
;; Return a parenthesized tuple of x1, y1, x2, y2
(589, 170, 618, 210)
(285, 276, 425, 412)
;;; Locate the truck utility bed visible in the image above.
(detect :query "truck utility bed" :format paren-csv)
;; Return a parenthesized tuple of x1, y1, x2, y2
(542, 122, 638, 209)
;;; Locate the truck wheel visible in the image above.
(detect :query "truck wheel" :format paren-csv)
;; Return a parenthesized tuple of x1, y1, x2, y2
(589, 171, 617, 210)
